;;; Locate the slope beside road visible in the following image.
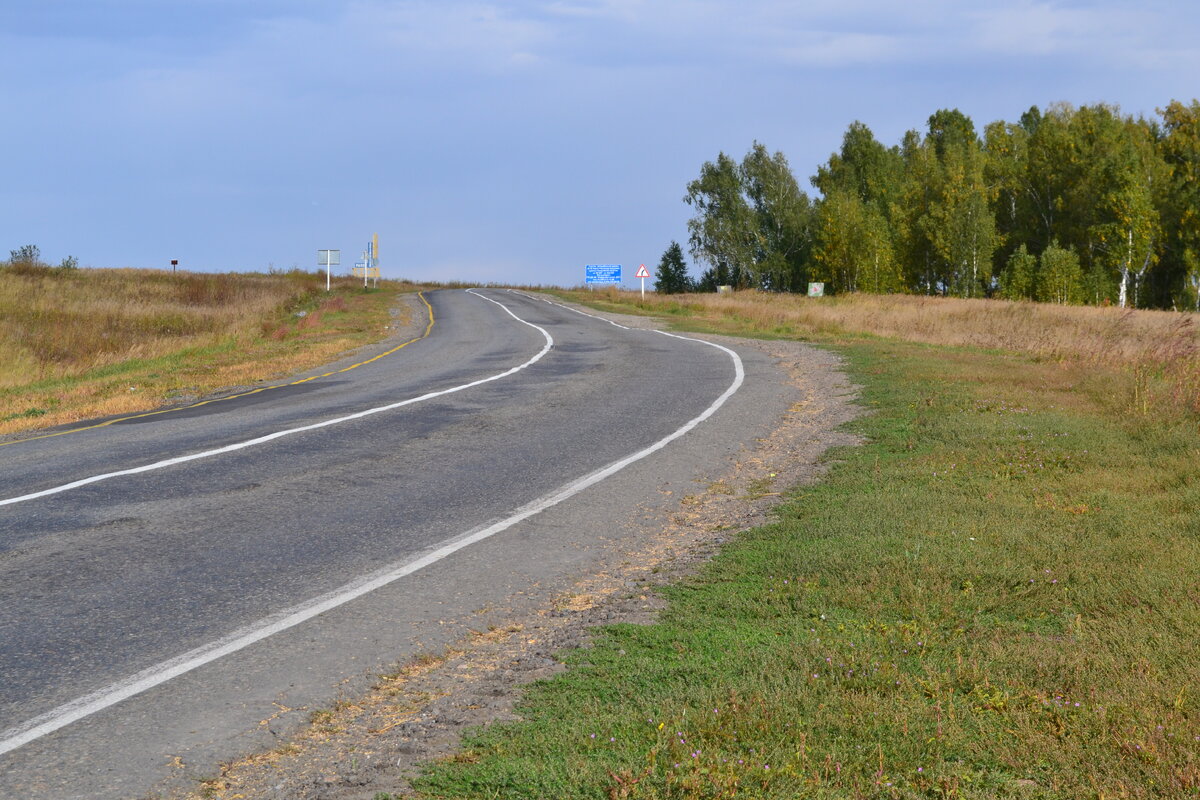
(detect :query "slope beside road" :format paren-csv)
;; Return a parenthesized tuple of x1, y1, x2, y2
(0, 289, 856, 799)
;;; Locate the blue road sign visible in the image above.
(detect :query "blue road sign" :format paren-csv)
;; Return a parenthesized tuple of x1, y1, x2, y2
(585, 264, 622, 285)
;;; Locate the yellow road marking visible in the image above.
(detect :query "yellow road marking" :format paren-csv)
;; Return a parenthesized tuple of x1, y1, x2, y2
(0, 292, 436, 449)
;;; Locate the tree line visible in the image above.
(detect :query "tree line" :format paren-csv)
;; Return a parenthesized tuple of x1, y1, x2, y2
(657, 100, 1200, 310)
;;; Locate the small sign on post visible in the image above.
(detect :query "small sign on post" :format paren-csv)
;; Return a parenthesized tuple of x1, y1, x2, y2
(635, 263, 650, 299)
(352, 235, 380, 287)
(170, 259, 178, 273)
(318, 249, 340, 292)
(807, 282, 825, 298)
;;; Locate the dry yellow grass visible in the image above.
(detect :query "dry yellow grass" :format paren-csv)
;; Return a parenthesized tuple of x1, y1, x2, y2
(0, 267, 316, 384)
(0, 266, 416, 435)
(566, 288, 1200, 417)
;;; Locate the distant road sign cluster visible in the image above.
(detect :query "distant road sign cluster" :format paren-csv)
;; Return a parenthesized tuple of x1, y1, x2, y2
(319, 235, 380, 291)
(585, 263, 650, 297)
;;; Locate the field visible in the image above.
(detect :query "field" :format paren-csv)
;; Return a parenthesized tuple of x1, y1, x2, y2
(0, 265, 417, 436)
(410, 290, 1200, 799)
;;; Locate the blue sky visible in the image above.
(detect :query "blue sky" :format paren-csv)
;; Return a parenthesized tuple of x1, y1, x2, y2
(3, 1, 1198, 286)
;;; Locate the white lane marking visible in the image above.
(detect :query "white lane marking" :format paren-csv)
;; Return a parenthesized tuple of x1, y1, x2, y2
(0, 290, 551, 509)
(509, 289, 630, 329)
(0, 289, 743, 757)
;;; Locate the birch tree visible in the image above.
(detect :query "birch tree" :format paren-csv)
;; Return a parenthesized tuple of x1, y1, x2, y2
(1037, 241, 1084, 304)
(684, 152, 757, 283)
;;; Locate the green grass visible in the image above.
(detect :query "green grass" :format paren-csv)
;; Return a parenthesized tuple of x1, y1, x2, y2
(412, 328, 1200, 797)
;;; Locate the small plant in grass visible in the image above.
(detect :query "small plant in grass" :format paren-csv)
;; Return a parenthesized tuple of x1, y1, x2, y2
(9, 243, 40, 265)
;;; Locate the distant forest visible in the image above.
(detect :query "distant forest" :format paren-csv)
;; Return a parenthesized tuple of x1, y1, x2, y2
(675, 100, 1200, 310)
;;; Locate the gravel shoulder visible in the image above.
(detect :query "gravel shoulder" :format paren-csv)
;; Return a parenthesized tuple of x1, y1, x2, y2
(169, 300, 862, 800)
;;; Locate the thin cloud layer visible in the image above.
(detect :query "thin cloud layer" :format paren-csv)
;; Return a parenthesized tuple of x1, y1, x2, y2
(0, 1, 1196, 283)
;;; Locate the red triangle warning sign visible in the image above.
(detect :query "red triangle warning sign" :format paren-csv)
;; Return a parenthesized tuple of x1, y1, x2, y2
(635, 264, 650, 278)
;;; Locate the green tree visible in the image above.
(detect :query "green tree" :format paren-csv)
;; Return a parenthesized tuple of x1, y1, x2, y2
(1185, 249, 1200, 311)
(1013, 103, 1169, 305)
(1037, 241, 1083, 304)
(1097, 174, 1160, 308)
(1158, 99, 1200, 309)
(898, 110, 998, 297)
(983, 116, 1034, 275)
(999, 244, 1038, 300)
(812, 121, 905, 215)
(685, 152, 757, 284)
(858, 205, 900, 293)
(811, 122, 904, 294)
(1075, 109, 1166, 307)
(740, 142, 813, 291)
(896, 128, 941, 293)
(812, 189, 899, 294)
(926, 150, 997, 298)
(653, 241, 692, 294)
(685, 143, 814, 291)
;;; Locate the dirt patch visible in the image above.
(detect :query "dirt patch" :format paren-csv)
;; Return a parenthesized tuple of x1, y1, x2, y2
(170, 312, 861, 800)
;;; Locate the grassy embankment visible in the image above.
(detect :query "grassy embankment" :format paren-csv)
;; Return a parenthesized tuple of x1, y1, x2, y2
(412, 290, 1200, 798)
(0, 265, 420, 436)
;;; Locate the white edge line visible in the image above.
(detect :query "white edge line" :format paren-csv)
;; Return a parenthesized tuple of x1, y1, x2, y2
(0, 289, 550, 509)
(0, 289, 743, 757)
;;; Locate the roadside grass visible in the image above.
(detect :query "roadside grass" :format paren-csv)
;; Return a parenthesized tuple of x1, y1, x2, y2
(0, 266, 420, 435)
(413, 295, 1200, 798)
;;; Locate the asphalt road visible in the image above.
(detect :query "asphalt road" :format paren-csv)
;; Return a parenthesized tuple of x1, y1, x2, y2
(0, 289, 795, 799)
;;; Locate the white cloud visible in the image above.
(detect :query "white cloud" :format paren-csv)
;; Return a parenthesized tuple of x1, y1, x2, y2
(970, 1, 1139, 56)
(344, 1, 557, 72)
(770, 31, 908, 66)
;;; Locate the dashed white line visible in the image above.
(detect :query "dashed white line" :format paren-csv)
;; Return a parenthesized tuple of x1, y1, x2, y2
(0, 289, 549, 509)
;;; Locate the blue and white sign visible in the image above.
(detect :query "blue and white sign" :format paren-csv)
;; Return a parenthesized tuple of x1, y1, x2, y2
(585, 264, 622, 285)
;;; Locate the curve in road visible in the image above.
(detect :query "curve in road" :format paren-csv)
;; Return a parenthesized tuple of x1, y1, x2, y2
(0, 289, 743, 771)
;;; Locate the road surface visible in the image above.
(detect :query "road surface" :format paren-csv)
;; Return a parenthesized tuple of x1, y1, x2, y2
(0, 289, 797, 799)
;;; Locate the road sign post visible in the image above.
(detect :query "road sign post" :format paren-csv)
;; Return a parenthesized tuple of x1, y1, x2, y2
(318, 249, 340, 291)
(635, 263, 650, 299)
(352, 235, 380, 288)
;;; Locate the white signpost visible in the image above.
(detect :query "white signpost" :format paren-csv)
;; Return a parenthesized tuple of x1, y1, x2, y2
(635, 263, 650, 299)
(351, 234, 380, 288)
(318, 249, 340, 292)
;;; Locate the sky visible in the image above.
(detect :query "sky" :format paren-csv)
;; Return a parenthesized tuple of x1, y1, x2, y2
(2, 1, 1199, 287)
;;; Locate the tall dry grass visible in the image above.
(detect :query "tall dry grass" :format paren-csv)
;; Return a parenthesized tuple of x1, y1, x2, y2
(0, 266, 417, 436)
(573, 288, 1200, 417)
(0, 267, 321, 388)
